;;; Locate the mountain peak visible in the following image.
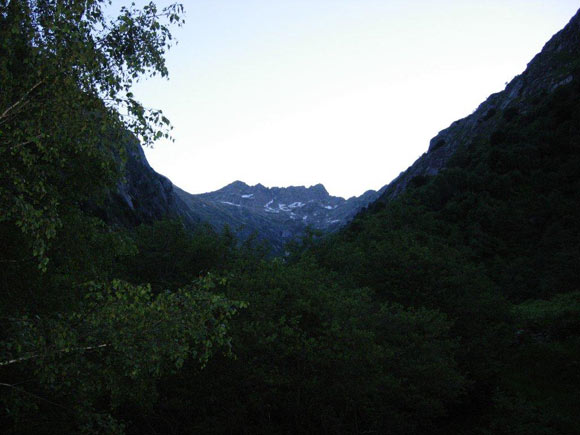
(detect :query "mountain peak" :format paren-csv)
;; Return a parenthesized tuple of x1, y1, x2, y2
(225, 180, 249, 189)
(308, 183, 328, 195)
(176, 180, 381, 251)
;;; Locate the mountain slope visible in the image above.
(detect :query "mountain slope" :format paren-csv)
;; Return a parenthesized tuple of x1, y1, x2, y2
(100, 135, 382, 251)
(339, 7, 580, 302)
(95, 134, 199, 229)
(105, 10, 580, 255)
(310, 10, 580, 432)
(176, 181, 383, 251)
(379, 9, 580, 202)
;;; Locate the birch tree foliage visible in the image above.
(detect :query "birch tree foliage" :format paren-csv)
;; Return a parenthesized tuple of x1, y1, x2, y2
(1, 276, 246, 433)
(0, 0, 183, 269)
(0, 2, 246, 432)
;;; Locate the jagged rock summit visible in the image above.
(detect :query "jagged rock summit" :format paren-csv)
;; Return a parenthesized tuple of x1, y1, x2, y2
(101, 138, 382, 252)
(198, 181, 344, 223)
(175, 181, 383, 251)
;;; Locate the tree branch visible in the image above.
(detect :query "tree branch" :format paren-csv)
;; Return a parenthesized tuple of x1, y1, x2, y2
(0, 80, 45, 123)
(0, 382, 71, 412)
(0, 343, 110, 367)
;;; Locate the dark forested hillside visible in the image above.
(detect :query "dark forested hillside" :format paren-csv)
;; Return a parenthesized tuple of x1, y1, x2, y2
(1, 2, 579, 434)
(380, 7, 580, 201)
(310, 63, 580, 434)
(307, 10, 580, 432)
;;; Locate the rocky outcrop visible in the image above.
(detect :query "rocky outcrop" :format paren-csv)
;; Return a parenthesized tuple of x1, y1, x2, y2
(99, 133, 382, 251)
(100, 134, 199, 229)
(379, 8, 580, 201)
(175, 181, 384, 251)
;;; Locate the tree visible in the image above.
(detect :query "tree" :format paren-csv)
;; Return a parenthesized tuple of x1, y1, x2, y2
(1, 278, 245, 433)
(0, 2, 244, 432)
(0, 0, 183, 268)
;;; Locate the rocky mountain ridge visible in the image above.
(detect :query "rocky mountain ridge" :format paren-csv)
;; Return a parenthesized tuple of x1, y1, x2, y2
(379, 8, 580, 202)
(107, 8, 580, 252)
(197, 180, 380, 229)
(102, 139, 383, 251)
(175, 181, 383, 251)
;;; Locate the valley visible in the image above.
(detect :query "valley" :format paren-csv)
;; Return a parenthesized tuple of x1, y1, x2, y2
(1, 3, 579, 434)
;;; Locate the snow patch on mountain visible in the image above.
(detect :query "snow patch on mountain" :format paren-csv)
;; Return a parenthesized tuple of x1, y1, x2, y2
(220, 201, 240, 207)
(264, 199, 279, 213)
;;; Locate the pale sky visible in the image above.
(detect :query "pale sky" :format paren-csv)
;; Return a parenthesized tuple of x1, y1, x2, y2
(121, 1, 579, 198)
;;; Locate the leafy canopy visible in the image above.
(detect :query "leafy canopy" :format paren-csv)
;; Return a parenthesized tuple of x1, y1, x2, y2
(0, 0, 183, 268)
(0, 2, 245, 433)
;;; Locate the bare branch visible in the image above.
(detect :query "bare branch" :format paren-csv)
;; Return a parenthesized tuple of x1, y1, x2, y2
(0, 80, 45, 123)
(0, 382, 71, 412)
(0, 343, 110, 367)
(4, 138, 41, 151)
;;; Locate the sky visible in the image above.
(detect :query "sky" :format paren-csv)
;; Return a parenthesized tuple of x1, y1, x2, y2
(117, 0, 580, 198)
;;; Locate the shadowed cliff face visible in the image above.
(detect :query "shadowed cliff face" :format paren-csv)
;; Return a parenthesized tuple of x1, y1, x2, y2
(379, 8, 580, 202)
(99, 135, 199, 229)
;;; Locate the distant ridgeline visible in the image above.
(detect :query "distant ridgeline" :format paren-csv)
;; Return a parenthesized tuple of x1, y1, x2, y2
(175, 181, 384, 251)
(104, 141, 384, 250)
(107, 7, 580, 254)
